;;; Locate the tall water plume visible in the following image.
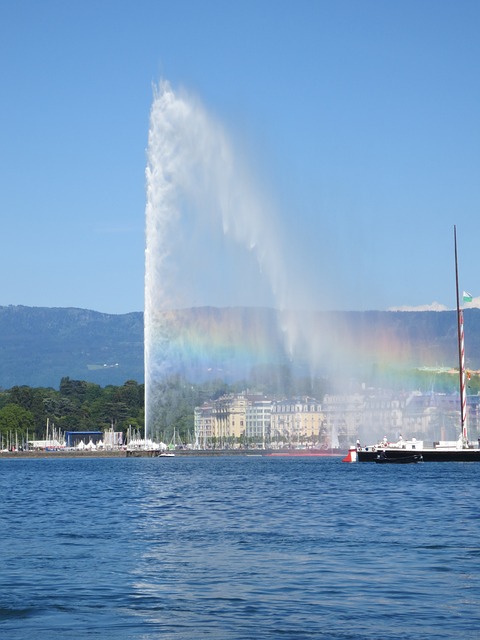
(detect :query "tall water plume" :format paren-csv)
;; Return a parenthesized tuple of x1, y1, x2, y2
(144, 81, 329, 439)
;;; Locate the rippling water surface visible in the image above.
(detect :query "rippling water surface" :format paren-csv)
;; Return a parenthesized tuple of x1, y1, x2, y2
(1, 456, 479, 639)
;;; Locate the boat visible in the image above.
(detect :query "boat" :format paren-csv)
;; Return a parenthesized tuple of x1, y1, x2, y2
(374, 451, 423, 464)
(345, 226, 480, 463)
(125, 436, 175, 457)
(348, 434, 480, 462)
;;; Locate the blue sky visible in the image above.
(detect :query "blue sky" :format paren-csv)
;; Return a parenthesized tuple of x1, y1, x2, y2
(1, 0, 479, 314)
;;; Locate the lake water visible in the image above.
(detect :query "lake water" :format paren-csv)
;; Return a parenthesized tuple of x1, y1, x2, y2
(0, 456, 479, 639)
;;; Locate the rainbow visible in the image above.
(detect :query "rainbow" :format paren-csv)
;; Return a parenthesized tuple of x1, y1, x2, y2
(145, 308, 462, 387)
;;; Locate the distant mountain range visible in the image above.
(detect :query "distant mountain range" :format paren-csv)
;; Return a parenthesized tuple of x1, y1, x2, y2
(0, 306, 143, 389)
(1, 305, 480, 389)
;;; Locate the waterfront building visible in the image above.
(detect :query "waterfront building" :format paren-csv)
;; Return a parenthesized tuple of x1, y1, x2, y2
(194, 403, 214, 449)
(194, 393, 272, 448)
(402, 391, 479, 443)
(467, 393, 480, 441)
(343, 388, 480, 445)
(322, 393, 364, 448)
(213, 393, 247, 445)
(245, 396, 271, 447)
(193, 388, 480, 450)
(270, 398, 324, 447)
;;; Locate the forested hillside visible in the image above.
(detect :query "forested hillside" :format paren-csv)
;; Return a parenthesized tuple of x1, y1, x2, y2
(0, 306, 143, 388)
(1, 305, 480, 390)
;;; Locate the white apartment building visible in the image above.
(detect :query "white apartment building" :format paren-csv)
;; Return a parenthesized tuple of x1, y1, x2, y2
(245, 397, 271, 445)
(194, 403, 214, 448)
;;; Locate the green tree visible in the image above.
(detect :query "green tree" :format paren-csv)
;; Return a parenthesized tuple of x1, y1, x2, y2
(60, 377, 88, 402)
(0, 404, 35, 445)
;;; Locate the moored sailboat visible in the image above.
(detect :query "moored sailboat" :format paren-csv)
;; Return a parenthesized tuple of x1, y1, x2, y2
(345, 226, 480, 463)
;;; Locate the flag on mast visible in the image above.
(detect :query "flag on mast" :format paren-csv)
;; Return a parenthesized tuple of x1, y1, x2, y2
(463, 291, 473, 303)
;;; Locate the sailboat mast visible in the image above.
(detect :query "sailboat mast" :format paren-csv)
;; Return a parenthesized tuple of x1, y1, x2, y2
(454, 225, 468, 442)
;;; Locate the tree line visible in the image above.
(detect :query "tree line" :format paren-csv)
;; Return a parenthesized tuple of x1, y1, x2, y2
(0, 376, 256, 445)
(0, 377, 145, 444)
(0, 369, 331, 446)
(3, 367, 473, 446)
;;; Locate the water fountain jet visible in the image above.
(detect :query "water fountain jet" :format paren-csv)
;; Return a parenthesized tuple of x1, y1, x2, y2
(144, 81, 329, 440)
